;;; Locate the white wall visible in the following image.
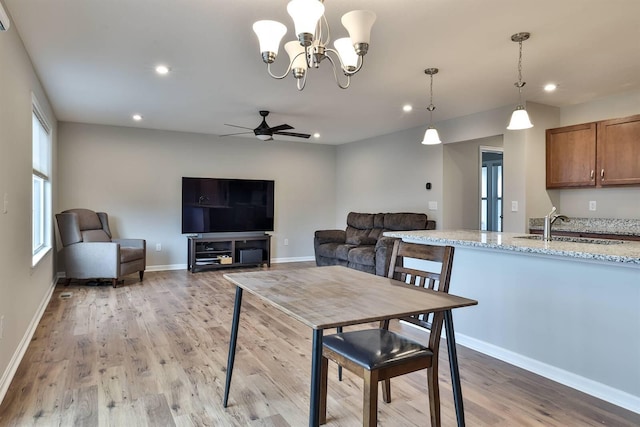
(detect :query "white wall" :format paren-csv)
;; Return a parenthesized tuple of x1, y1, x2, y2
(552, 90, 640, 218)
(0, 13, 58, 401)
(57, 123, 337, 268)
(335, 126, 443, 228)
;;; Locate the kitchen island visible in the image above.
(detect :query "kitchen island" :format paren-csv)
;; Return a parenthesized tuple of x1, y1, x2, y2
(384, 230, 640, 414)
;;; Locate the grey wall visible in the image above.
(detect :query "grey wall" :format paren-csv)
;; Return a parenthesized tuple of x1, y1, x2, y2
(443, 135, 503, 230)
(57, 123, 337, 268)
(0, 12, 58, 399)
(335, 126, 443, 228)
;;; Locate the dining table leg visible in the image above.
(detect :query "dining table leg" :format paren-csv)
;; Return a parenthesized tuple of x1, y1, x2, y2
(309, 328, 323, 427)
(444, 309, 465, 427)
(223, 286, 243, 408)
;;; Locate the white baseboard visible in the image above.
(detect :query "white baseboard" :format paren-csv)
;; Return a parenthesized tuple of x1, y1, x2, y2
(271, 256, 315, 263)
(0, 275, 56, 405)
(455, 333, 640, 415)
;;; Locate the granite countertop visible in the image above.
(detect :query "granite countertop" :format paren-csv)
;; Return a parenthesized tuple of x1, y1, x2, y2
(528, 217, 640, 236)
(383, 229, 640, 266)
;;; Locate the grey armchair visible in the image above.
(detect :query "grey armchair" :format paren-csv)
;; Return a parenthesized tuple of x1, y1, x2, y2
(56, 208, 146, 288)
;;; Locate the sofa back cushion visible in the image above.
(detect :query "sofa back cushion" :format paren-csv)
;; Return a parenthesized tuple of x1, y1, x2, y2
(383, 213, 428, 231)
(345, 213, 378, 245)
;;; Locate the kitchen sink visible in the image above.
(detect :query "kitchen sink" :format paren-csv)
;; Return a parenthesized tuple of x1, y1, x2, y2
(514, 235, 625, 245)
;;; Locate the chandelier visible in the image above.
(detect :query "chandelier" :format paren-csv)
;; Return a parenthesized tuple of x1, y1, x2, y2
(252, 0, 376, 90)
(507, 32, 534, 130)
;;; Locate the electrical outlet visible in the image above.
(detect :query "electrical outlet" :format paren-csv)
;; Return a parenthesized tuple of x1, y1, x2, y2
(428, 201, 438, 211)
(511, 201, 518, 212)
(155, 243, 162, 251)
(284, 238, 289, 246)
(589, 201, 597, 211)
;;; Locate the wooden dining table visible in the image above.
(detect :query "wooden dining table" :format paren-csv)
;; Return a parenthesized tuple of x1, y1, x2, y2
(222, 265, 478, 427)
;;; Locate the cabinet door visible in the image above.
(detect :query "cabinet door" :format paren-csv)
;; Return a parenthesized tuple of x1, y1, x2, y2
(597, 114, 640, 186)
(546, 123, 596, 188)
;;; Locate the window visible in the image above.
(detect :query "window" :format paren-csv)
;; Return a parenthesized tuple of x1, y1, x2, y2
(32, 97, 52, 266)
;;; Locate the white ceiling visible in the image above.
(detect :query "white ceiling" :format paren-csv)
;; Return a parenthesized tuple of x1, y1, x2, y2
(5, 0, 640, 145)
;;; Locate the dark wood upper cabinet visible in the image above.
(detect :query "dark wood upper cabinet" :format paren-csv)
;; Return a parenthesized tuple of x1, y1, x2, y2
(546, 114, 640, 189)
(546, 123, 596, 188)
(597, 115, 640, 186)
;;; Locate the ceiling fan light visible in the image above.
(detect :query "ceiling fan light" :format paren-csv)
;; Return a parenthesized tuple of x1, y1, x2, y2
(334, 37, 358, 71)
(341, 10, 376, 49)
(507, 106, 533, 130)
(253, 20, 288, 62)
(421, 127, 442, 145)
(256, 134, 272, 141)
(287, 0, 324, 43)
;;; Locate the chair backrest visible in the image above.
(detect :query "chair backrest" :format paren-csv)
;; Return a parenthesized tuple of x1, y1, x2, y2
(56, 208, 112, 246)
(386, 240, 455, 352)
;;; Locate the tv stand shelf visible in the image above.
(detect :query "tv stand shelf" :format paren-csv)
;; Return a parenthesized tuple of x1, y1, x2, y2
(188, 235, 271, 273)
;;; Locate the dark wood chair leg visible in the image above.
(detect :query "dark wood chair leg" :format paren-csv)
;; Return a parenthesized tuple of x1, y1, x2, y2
(363, 370, 379, 427)
(319, 356, 329, 424)
(428, 365, 441, 427)
(112, 278, 117, 288)
(382, 379, 391, 403)
(139, 270, 144, 281)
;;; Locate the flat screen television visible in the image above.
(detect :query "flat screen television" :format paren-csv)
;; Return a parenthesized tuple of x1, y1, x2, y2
(182, 177, 274, 234)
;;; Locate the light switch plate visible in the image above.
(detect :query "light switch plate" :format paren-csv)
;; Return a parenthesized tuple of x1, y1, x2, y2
(428, 201, 438, 211)
(511, 201, 518, 212)
(589, 201, 597, 211)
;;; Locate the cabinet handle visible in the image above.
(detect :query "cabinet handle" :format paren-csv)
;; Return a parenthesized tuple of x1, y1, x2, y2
(601, 169, 605, 181)
(590, 170, 594, 180)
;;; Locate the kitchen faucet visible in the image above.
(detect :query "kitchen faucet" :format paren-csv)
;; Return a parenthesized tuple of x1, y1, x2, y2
(543, 206, 569, 241)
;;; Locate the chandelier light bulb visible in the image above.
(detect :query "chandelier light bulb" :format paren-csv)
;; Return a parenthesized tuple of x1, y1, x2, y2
(341, 10, 376, 55)
(253, 20, 288, 62)
(287, 0, 325, 45)
(285, 40, 308, 78)
(334, 37, 358, 71)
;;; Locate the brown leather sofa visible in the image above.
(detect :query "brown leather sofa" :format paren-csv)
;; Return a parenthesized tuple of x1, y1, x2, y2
(314, 212, 435, 276)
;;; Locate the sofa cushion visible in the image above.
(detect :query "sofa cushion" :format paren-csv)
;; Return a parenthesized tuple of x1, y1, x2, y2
(350, 236, 378, 245)
(348, 245, 375, 266)
(347, 212, 375, 229)
(317, 243, 355, 261)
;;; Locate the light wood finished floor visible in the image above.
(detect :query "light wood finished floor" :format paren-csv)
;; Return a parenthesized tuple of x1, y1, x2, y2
(1, 263, 638, 426)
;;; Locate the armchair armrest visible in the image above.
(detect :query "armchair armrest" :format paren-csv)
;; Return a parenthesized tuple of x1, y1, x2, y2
(64, 242, 120, 279)
(113, 238, 146, 250)
(314, 229, 346, 245)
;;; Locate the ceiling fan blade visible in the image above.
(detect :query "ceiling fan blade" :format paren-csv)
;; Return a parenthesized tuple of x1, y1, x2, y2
(224, 124, 254, 130)
(218, 131, 254, 137)
(268, 124, 294, 133)
(274, 131, 311, 139)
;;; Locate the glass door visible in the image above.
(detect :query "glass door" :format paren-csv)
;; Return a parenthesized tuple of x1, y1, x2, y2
(480, 149, 503, 231)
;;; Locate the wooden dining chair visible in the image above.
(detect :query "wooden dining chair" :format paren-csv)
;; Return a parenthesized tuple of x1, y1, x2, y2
(319, 240, 455, 426)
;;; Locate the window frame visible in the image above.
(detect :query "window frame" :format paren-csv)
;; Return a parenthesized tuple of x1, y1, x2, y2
(32, 95, 52, 267)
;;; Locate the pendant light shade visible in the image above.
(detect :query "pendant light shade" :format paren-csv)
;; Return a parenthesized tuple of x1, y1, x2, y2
(507, 105, 533, 130)
(422, 127, 442, 145)
(287, 0, 325, 44)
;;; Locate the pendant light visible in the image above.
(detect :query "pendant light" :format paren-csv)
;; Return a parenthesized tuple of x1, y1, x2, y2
(507, 32, 533, 130)
(421, 68, 442, 145)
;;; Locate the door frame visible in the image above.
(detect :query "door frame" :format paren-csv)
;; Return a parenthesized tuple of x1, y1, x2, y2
(479, 146, 504, 231)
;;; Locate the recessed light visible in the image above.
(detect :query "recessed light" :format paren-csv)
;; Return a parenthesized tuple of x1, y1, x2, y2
(132, 114, 143, 121)
(155, 65, 170, 75)
(403, 104, 413, 112)
(313, 133, 320, 138)
(544, 83, 558, 92)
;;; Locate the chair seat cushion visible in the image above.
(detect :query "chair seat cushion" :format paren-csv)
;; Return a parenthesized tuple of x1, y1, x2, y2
(121, 247, 144, 263)
(323, 329, 432, 370)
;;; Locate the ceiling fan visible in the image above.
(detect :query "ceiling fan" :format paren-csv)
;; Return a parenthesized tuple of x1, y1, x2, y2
(220, 110, 311, 141)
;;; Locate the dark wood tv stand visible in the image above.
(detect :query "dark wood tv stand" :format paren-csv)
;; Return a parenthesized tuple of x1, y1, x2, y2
(187, 234, 271, 273)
